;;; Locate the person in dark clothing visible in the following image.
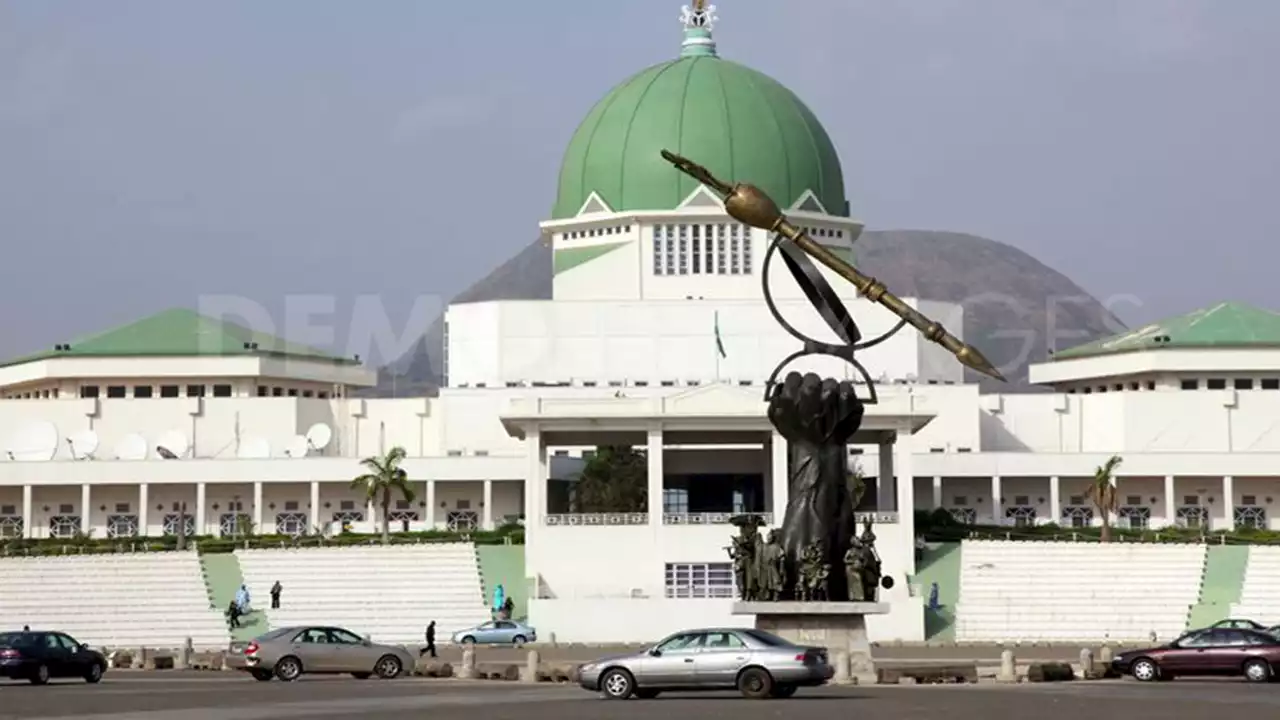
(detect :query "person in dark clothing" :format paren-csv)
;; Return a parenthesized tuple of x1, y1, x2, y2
(270, 581, 282, 609)
(227, 601, 241, 629)
(420, 621, 436, 658)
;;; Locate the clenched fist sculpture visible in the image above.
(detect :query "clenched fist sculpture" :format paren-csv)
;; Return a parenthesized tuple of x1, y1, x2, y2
(767, 371, 865, 602)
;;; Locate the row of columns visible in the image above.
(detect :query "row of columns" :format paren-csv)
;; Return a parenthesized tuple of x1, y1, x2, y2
(924, 474, 1238, 530)
(15, 478, 499, 538)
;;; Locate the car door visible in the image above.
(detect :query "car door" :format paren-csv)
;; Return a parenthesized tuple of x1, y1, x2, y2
(492, 621, 517, 643)
(644, 632, 706, 686)
(1209, 629, 1261, 674)
(54, 633, 90, 676)
(472, 622, 496, 643)
(291, 627, 340, 672)
(693, 631, 749, 686)
(327, 628, 377, 673)
(1164, 629, 1221, 674)
(39, 633, 72, 677)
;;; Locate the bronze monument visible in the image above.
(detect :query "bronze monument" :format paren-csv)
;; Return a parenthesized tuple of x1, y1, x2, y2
(665, 151, 1003, 602)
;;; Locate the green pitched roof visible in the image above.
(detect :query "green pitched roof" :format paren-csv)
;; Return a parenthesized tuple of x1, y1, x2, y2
(2, 308, 359, 368)
(1053, 302, 1280, 360)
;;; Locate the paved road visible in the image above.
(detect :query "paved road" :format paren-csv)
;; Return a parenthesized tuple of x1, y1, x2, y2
(425, 642, 1132, 666)
(6, 675, 1279, 720)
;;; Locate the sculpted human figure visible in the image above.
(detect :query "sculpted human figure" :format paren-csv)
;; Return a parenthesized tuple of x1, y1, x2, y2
(768, 372, 864, 601)
(859, 519, 883, 602)
(759, 529, 784, 601)
(727, 525, 755, 601)
(844, 536, 866, 601)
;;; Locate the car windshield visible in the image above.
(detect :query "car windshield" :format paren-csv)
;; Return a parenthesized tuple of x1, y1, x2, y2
(740, 629, 795, 647)
(0, 632, 35, 647)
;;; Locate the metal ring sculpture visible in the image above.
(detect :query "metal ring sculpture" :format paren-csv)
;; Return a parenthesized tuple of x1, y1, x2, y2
(761, 233, 907, 404)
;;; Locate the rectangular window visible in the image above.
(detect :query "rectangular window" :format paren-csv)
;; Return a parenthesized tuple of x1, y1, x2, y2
(691, 224, 701, 274)
(114, 503, 130, 513)
(212, 384, 232, 397)
(1013, 495, 1029, 506)
(159, 385, 179, 398)
(1235, 378, 1254, 390)
(703, 224, 713, 272)
(953, 496, 968, 506)
(1180, 379, 1198, 390)
(741, 227, 752, 274)
(652, 226, 664, 275)
(1207, 378, 1226, 390)
(133, 386, 153, 398)
(729, 225, 741, 274)
(257, 386, 269, 397)
(664, 562, 735, 599)
(1183, 496, 1199, 506)
(1263, 379, 1280, 390)
(1242, 495, 1257, 506)
(1146, 381, 1156, 390)
(1069, 495, 1084, 506)
(106, 386, 126, 398)
(80, 386, 99, 398)
(186, 384, 205, 397)
(715, 226, 727, 274)
(1126, 495, 1142, 506)
(287, 388, 298, 397)
(664, 224, 675, 274)
(677, 224, 689, 275)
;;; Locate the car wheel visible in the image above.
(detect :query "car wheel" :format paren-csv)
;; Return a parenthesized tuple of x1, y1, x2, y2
(29, 663, 49, 685)
(512, 635, 526, 648)
(634, 689, 661, 699)
(461, 636, 476, 646)
(737, 667, 773, 699)
(1244, 658, 1271, 683)
(374, 654, 403, 679)
(85, 662, 104, 684)
(1131, 658, 1159, 682)
(600, 668, 635, 700)
(274, 656, 303, 682)
(251, 669, 274, 682)
(770, 684, 797, 698)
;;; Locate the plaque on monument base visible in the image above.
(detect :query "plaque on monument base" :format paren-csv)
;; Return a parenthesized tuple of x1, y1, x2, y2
(733, 602, 888, 684)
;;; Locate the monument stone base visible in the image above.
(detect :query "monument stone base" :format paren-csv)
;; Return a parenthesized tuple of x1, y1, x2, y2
(733, 602, 888, 685)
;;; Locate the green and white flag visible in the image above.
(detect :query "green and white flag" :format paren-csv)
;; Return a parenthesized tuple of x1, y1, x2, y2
(714, 311, 727, 358)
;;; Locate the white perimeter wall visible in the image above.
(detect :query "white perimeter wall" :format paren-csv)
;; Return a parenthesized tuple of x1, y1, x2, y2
(525, 520, 922, 644)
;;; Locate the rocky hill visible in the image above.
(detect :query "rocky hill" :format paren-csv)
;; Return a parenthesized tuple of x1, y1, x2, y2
(368, 230, 1124, 396)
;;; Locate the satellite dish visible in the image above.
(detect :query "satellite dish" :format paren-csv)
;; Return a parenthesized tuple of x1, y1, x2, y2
(115, 433, 148, 461)
(8, 421, 58, 462)
(305, 423, 332, 451)
(236, 437, 271, 459)
(284, 435, 309, 458)
(67, 430, 100, 460)
(156, 430, 189, 458)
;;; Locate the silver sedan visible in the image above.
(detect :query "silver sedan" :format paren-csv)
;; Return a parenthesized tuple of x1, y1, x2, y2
(578, 627, 833, 699)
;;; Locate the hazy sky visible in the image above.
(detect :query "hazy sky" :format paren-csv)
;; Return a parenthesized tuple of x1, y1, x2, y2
(2, 0, 1277, 364)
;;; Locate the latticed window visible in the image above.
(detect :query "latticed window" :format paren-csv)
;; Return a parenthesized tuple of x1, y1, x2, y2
(1119, 506, 1151, 530)
(48, 515, 79, 539)
(949, 507, 976, 524)
(446, 510, 477, 532)
(275, 512, 308, 537)
(1061, 506, 1094, 528)
(105, 514, 138, 538)
(163, 513, 195, 536)
(1235, 506, 1267, 530)
(665, 562, 735, 599)
(1004, 506, 1036, 528)
(1178, 506, 1209, 528)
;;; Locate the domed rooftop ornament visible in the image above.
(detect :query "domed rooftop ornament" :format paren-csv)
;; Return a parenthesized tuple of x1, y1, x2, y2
(551, 1, 848, 220)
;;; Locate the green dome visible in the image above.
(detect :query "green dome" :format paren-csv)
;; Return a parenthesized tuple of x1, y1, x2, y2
(552, 24, 847, 220)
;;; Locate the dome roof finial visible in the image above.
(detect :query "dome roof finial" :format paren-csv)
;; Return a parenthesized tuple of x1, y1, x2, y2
(680, 1, 718, 57)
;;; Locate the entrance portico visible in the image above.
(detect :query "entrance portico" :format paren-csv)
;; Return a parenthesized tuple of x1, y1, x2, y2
(500, 382, 932, 644)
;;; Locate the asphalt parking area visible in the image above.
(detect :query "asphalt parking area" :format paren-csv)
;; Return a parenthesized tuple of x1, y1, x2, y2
(5, 674, 1280, 720)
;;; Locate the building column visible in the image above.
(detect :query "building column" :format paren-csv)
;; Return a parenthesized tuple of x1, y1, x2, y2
(195, 482, 207, 536)
(80, 484, 91, 535)
(253, 481, 264, 533)
(877, 439, 895, 512)
(21, 485, 32, 539)
(895, 428, 916, 577)
(931, 476, 943, 511)
(523, 427, 545, 529)
(1049, 476, 1061, 526)
(1163, 475, 1176, 528)
(1222, 475, 1235, 531)
(770, 431, 788, 524)
(482, 480, 493, 530)
(990, 476, 1002, 526)
(424, 480, 436, 530)
(138, 484, 150, 538)
(309, 481, 320, 534)
(647, 425, 664, 526)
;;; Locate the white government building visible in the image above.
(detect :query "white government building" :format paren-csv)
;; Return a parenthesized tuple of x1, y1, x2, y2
(2, 4, 1278, 644)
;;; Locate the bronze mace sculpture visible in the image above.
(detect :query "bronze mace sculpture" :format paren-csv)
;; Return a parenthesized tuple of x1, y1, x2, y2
(660, 150, 1005, 383)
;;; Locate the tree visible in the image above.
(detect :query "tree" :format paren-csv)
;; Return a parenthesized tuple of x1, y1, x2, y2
(571, 445, 648, 513)
(1086, 455, 1123, 542)
(351, 446, 416, 545)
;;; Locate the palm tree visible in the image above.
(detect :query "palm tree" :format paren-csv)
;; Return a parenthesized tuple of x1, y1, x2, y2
(351, 446, 416, 545)
(1086, 455, 1123, 542)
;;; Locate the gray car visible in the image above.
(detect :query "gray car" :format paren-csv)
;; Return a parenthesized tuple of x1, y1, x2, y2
(578, 627, 833, 699)
(239, 626, 415, 682)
